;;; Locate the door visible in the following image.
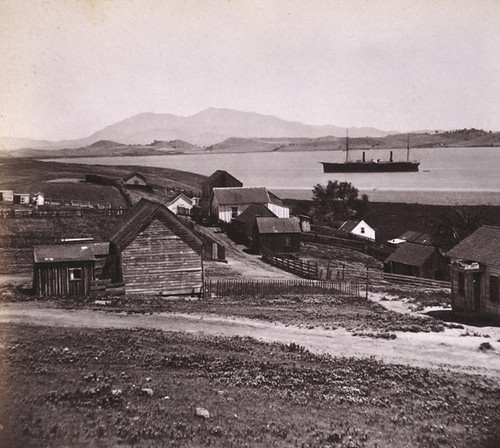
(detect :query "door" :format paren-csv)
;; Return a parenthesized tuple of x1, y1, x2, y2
(473, 273, 481, 313)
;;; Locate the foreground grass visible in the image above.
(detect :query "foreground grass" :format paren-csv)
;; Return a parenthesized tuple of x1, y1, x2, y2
(0, 324, 499, 448)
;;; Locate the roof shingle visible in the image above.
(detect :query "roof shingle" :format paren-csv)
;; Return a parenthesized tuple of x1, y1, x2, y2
(385, 242, 437, 267)
(213, 187, 269, 205)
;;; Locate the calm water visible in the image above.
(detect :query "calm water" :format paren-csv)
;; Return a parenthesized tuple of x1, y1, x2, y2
(51, 147, 500, 205)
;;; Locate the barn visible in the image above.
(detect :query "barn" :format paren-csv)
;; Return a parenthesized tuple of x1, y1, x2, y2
(384, 242, 448, 280)
(104, 199, 204, 296)
(447, 225, 500, 319)
(33, 242, 109, 297)
(252, 217, 301, 254)
(124, 172, 148, 187)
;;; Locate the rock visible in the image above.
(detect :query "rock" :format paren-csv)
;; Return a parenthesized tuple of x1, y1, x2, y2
(141, 388, 154, 397)
(111, 389, 122, 396)
(196, 407, 210, 419)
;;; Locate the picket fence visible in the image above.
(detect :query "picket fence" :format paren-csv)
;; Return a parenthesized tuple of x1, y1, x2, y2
(262, 249, 318, 279)
(204, 279, 361, 298)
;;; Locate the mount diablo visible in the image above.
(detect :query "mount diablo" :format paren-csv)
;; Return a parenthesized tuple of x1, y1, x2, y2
(0, 108, 389, 150)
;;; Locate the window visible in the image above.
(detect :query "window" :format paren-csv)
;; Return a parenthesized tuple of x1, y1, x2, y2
(69, 268, 82, 281)
(458, 272, 465, 296)
(360, 227, 365, 234)
(231, 207, 238, 219)
(489, 275, 499, 302)
(284, 236, 292, 248)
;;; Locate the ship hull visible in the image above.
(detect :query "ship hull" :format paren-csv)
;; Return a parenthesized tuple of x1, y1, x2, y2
(321, 161, 420, 173)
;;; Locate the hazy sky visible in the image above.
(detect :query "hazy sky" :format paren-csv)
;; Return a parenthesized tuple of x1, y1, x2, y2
(1, 0, 499, 140)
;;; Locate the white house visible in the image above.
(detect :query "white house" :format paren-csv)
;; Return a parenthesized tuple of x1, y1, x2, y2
(166, 193, 193, 215)
(211, 187, 289, 223)
(339, 219, 376, 241)
(34, 192, 45, 207)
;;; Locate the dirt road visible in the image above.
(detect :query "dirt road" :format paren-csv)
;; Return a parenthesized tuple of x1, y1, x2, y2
(1, 303, 499, 377)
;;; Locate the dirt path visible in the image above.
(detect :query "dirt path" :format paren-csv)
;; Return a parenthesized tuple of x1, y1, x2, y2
(197, 225, 299, 280)
(1, 303, 499, 377)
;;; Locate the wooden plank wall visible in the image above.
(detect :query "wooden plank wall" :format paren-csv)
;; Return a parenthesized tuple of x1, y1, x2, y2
(121, 219, 203, 295)
(34, 262, 94, 297)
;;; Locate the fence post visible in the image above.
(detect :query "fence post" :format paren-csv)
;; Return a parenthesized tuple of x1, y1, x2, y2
(365, 267, 369, 299)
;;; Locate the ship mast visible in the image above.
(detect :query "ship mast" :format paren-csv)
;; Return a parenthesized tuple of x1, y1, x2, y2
(345, 129, 349, 163)
(406, 133, 410, 162)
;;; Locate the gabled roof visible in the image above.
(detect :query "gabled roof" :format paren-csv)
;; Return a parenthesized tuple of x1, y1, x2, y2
(399, 230, 433, 245)
(233, 204, 276, 224)
(447, 225, 500, 267)
(212, 187, 269, 205)
(166, 192, 193, 206)
(124, 172, 147, 182)
(385, 242, 437, 267)
(255, 217, 301, 234)
(202, 170, 243, 188)
(268, 191, 283, 205)
(34, 242, 109, 264)
(339, 220, 363, 233)
(104, 199, 203, 253)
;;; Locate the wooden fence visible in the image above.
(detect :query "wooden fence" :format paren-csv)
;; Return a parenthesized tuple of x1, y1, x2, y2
(382, 272, 450, 289)
(0, 207, 126, 219)
(204, 279, 361, 298)
(262, 249, 318, 279)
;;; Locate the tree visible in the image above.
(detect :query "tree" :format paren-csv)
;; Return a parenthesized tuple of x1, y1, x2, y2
(311, 181, 368, 226)
(427, 206, 487, 251)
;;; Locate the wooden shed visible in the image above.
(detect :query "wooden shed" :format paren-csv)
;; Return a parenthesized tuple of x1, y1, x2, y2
(211, 187, 270, 223)
(252, 217, 301, 254)
(447, 225, 500, 319)
(201, 170, 243, 219)
(230, 204, 276, 245)
(124, 172, 148, 187)
(0, 190, 14, 204)
(33, 242, 109, 297)
(384, 242, 448, 280)
(104, 199, 204, 296)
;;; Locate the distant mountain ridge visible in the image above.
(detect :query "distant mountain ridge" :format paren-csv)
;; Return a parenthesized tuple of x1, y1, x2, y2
(0, 108, 391, 150)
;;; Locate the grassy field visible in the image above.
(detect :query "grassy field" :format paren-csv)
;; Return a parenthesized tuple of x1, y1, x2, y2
(1, 324, 499, 448)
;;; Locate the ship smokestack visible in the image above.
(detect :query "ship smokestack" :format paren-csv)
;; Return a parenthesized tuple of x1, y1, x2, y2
(362, 152, 365, 162)
(390, 151, 393, 162)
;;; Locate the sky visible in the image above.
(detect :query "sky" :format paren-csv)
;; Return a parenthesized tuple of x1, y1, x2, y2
(1, 0, 499, 140)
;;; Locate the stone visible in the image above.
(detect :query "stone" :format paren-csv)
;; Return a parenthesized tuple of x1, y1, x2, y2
(196, 407, 210, 419)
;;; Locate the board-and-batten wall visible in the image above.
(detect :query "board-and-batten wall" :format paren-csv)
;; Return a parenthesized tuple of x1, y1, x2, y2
(121, 219, 203, 295)
(34, 262, 94, 296)
(215, 203, 289, 223)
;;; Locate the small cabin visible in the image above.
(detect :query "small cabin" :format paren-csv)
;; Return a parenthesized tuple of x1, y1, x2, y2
(211, 187, 270, 223)
(104, 199, 204, 296)
(384, 242, 448, 280)
(201, 170, 243, 218)
(447, 225, 500, 319)
(339, 219, 376, 242)
(252, 217, 301, 254)
(124, 172, 148, 187)
(0, 190, 14, 204)
(13, 193, 30, 205)
(230, 204, 277, 245)
(166, 192, 193, 215)
(33, 242, 109, 297)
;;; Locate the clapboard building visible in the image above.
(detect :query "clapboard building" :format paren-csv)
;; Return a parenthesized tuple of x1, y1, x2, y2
(447, 225, 500, 319)
(252, 217, 301, 254)
(104, 199, 204, 296)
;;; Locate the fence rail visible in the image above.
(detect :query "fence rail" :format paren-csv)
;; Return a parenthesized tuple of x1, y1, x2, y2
(0, 207, 126, 219)
(382, 272, 450, 289)
(262, 249, 318, 279)
(204, 279, 361, 298)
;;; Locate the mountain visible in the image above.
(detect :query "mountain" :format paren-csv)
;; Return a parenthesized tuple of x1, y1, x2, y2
(0, 108, 391, 150)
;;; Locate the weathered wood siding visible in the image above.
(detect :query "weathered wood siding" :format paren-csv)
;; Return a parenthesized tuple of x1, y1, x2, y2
(267, 203, 290, 218)
(34, 262, 94, 297)
(253, 233, 301, 254)
(483, 266, 500, 317)
(121, 219, 203, 295)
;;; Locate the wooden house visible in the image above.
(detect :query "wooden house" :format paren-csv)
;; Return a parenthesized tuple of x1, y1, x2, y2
(104, 199, 204, 296)
(124, 172, 148, 187)
(339, 219, 376, 242)
(230, 204, 277, 245)
(33, 242, 109, 297)
(0, 190, 14, 204)
(447, 225, 500, 319)
(252, 217, 301, 254)
(166, 192, 193, 215)
(13, 193, 30, 205)
(299, 215, 312, 233)
(201, 170, 243, 218)
(211, 187, 270, 223)
(384, 242, 448, 280)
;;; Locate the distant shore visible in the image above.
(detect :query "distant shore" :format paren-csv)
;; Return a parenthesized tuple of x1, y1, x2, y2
(272, 188, 500, 206)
